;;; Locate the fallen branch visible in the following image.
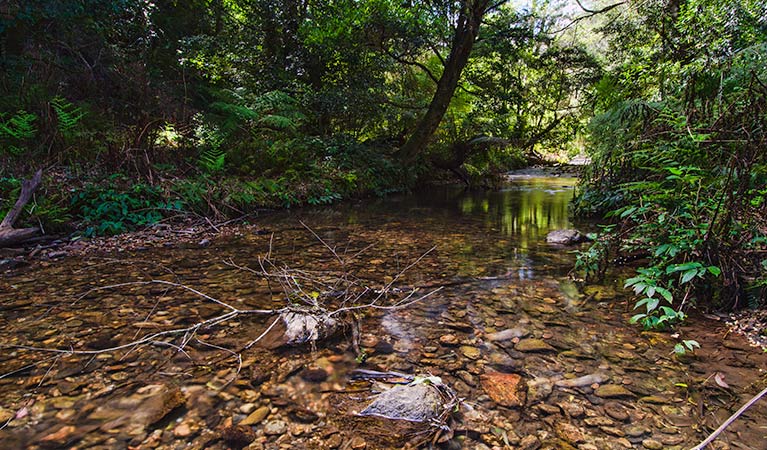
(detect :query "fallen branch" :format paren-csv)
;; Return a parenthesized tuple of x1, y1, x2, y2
(690, 384, 767, 450)
(0, 169, 42, 247)
(2, 227, 441, 385)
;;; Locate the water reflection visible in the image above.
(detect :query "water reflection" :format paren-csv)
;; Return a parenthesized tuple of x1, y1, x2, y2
(457, 177, 576, 248)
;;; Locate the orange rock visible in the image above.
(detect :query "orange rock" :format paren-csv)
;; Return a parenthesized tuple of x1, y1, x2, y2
(40, 425, 77, 443)
(480, 372, 527, 407)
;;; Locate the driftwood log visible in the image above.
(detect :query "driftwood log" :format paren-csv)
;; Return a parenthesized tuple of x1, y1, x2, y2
(0, 169, 42, 248)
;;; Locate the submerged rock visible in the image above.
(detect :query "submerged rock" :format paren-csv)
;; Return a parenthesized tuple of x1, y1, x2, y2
(460, 345, 481, 360)
(526, 377, 554, 403)
(239, 406, 269, 426)
(263, 420, 288, 435)
(546, 229, 588, 245)
(594, 384, 636, 399)
(515, 338, 556, 353)
(260, 310, 339, 349)
(555, 422, 587, 444)
(87, 383, 185, 427)
(554, 373, 609, 388)
(485, 327, 529, 342)
(519, 434, 541, 450)
(480, 372, 527, 407)
(439, 334, 460, 346)
(220, 424, 256, 448)
(641, 438, 663, 450)
(603, 401, 630, 421)
(359, 381, 446, 422)
(300, 368, 329, 383)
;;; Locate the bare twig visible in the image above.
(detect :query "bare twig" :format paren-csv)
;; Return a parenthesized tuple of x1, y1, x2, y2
(690, 384, 767, 450)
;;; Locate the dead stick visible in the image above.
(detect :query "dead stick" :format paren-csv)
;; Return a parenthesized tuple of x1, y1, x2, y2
(0, 169, 42, 229)
(690, 385, 767, 450)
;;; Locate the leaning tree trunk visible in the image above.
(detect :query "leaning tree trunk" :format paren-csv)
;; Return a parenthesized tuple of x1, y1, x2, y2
(0, 169, 42, 247)
(398, 0, 493, 162)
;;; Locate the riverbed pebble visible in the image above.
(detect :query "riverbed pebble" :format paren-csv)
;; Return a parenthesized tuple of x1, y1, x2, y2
(595, 385, 635, 398)
(263, 420, 287, 436)
(641, 439, 663, 450)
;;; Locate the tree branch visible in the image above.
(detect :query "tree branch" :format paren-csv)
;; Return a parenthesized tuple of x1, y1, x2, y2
(383, 48, 441, 85)
(552, 1, 627, 34)
(690, 384, 767, 450)
(0, 169, 43, 247)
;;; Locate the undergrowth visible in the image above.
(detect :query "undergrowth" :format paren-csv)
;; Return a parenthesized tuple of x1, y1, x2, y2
(573, 44, 767, 329)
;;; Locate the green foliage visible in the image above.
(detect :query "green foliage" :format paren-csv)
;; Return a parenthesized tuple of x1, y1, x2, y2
(51, 96, 85, 138)
(573, 229, 612, 283)
(0, 111, 37, 155)
(199, 146, 226, 173)
(195, 121, 226, 173)
(1, 96, 86, 157)
(0, 177, 22, 218)
(71, 181, 182, 236)
(0, 176, 71, 230)
(575, 0, 767, 326)
(674, 340, 701, 356)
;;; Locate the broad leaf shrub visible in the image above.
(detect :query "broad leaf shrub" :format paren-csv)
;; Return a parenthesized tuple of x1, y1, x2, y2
(574, 5, 767, 328)
(71, 180, 182, 236)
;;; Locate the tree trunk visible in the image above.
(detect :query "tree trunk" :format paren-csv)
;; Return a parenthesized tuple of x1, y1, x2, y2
(398, 0, 492, 162)
(0, 169, 42, 248)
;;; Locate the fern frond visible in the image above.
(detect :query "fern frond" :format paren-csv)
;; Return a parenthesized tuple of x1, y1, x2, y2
(210, 102, 260, 121)
(51, 96, 85, 136)
(0, 110, 37, 141)
(259, 114, 297, 131)
(199, 145, 226, 173)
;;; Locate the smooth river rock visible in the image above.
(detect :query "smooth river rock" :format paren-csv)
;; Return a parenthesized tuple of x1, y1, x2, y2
(514, 338, 556, 353)
(359, 382, 444, 422)
(546, 229, 588, 245)
(595, 384, 636, 399)
(480, 372, 527, 407)
(554, 373, 609, 388)
(240, 406, 269, 426)
(486, 327, 529, 342)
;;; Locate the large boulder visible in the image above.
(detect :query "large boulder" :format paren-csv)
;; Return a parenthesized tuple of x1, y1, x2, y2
(546, 229, 588, 245)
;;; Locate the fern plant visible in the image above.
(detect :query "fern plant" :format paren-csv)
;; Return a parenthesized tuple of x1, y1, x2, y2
(200, 146, 226, 172)
(0, 110, 37, 155)
(195, 119, 226, 173)
(51, 96, 85, 138)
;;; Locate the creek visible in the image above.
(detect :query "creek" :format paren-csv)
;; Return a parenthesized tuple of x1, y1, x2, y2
(0, 175, 765, 449)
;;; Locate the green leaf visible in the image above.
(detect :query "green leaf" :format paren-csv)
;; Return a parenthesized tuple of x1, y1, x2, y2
(630, 313, 646, 324)
(635, 297, 651, 309)
(666, 262, 702, 274)
(707, 266, 722, 276)
(645, 297, 660, 312)
(660, 306, 677, 317)
(656, 287, 673, 302)
(620, 206, 637, 218)
(681, 269, 698, 284)
(683, 340, 700, 350)
(666, 167, 683, 176)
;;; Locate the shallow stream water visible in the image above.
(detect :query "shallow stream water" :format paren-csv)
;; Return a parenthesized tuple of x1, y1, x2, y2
(1, 177, 766, 449)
